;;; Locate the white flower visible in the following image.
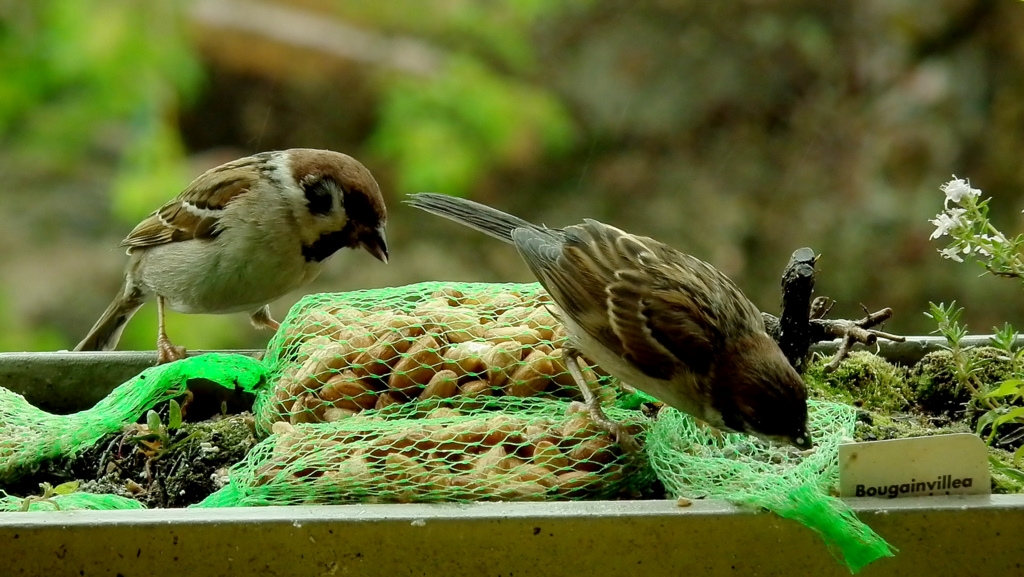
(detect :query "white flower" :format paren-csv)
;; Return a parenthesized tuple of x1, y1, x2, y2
(974, 234, 997, 256)
(940, 175, 981, 206)
(939, 246, 964, 262)
(929, 208, 967, 239)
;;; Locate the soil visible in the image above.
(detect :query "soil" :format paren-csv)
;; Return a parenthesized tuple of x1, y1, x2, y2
(4, 412, 258, 508)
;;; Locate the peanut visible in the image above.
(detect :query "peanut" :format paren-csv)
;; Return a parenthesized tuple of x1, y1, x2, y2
(361, 312, 425, 341)
(505, 350, 555, 397)
(323, 407, 358, 422)
(560, 413, 603, 441)
(374, 391, 402, 410)
(482, 341, 522, 388)
(509, 462, 557, 488)
(425, 407, 462, 420)
(421, 309, 486, 344)
(350, 329, 417, 378)
(495, 479, 548, 501)
(388, 334, 444, 396)
(459, 379, 493, 398)
(288, 394, 323, 424)
(553, 470, 598, 495)
(294, 339, 348, 393)
(495, 306, 535, 327)
(472, 445, 508, 473)
(319, 371, 377, 411)
(530, 440, 569, 471)
(568, 436, 616, 469)
(420, 369, 459, 400)
(384, 453, 432, 487)
(281, 310, 344, 349)
(430, 287, 465, 306)
(445, 342, 490, 377)
(481, 293, 520, 315)
(485, 325, 542, 347)
(523, 307, 559, 341)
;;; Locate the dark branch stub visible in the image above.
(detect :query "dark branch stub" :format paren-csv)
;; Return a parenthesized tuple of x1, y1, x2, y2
(778, 247, 817, 371)
(764, 247, 906, 373)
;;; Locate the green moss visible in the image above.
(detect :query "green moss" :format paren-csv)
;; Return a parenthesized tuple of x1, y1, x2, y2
(851, 411, 970, 443)
(989, 448, 1024, 494)
(909, 350, 969, 415)
(803, 348, 1024, 494)
(909, 347, 1015, 416)
(804, 351, 912, 414)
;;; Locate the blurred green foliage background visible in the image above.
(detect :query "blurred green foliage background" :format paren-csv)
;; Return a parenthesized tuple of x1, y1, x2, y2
(1, 0, 1023, 353)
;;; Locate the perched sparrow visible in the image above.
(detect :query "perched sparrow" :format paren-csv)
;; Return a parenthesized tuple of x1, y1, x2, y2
(76, 149, 389, 364)
(406, 192, 810, 450)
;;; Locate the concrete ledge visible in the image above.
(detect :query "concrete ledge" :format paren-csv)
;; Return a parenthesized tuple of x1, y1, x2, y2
(0, 350, 264, 413)
(0, 496, 1021, 576)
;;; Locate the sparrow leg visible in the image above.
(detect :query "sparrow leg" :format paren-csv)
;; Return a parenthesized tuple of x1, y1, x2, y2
(563, 346, 640, 453)
(249, 305, 281, 331)
(156, 296, 187, 364)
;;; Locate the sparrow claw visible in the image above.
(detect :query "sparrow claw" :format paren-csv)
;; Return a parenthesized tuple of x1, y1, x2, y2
(564, 346, 641, 454)
(249, 305, 281, 331)
(157, 337, 187, 365)
(601, 418, 641, 454)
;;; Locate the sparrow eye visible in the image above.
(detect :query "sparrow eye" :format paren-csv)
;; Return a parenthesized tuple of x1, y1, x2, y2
(303, 177, 335, 216)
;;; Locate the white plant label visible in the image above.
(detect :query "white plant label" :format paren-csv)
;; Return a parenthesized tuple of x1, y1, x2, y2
(838, 433, 990, 499)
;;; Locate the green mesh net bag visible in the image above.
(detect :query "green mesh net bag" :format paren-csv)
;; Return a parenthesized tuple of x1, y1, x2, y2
(223, 281, 648, 505)
(0, 491, 145, 512)
(197, 397, 651, 507)
(256, 282, 616, 433)
(648, 399, 896, 573)
(0, 353, 266, 483)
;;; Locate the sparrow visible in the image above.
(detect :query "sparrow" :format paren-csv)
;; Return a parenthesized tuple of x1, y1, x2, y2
(405, 192, 811, 451)
(76, 148, 389, 364)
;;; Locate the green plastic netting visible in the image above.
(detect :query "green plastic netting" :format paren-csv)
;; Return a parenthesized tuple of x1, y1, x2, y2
(197, 397, 651, 507)
(0, 492, 145, 512)
(648, 400, 895, 572)
(0, 353, 266, 483)
(0, 281, 894, 572)
(255, 282, 616, 432)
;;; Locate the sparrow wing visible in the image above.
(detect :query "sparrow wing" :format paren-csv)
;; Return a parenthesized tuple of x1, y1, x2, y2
(515, 220, 732, 381)
(120, 160, 260, 249)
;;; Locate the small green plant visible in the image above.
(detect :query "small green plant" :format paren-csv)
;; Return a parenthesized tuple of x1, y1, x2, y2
(18, 481, 80, 512)
(924, 301, 992, 409)
(926, 302, 1024, 456)
(133, 399, 183, 454)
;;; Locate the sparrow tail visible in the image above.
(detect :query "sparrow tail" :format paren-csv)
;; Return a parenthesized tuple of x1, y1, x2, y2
(404, 192, 540, 245)
(74, 286, 146, 352)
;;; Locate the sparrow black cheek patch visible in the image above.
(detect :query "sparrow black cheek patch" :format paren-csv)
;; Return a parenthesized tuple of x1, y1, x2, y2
(303, 178, 336, 216)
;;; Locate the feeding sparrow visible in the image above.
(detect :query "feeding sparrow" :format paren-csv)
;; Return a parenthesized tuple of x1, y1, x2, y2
(406, 192, 810, 451)
(76, 148, 389, 364)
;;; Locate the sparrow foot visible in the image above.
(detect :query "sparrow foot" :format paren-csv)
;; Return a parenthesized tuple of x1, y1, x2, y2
(564, 347, 641, 454)
(157, 337, 187, 364)
(250, 305, 281, 331)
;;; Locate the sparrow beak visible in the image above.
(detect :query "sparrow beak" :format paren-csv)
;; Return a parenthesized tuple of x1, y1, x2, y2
(790, 432, 813, 451)
(361, 226, 389, 264)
